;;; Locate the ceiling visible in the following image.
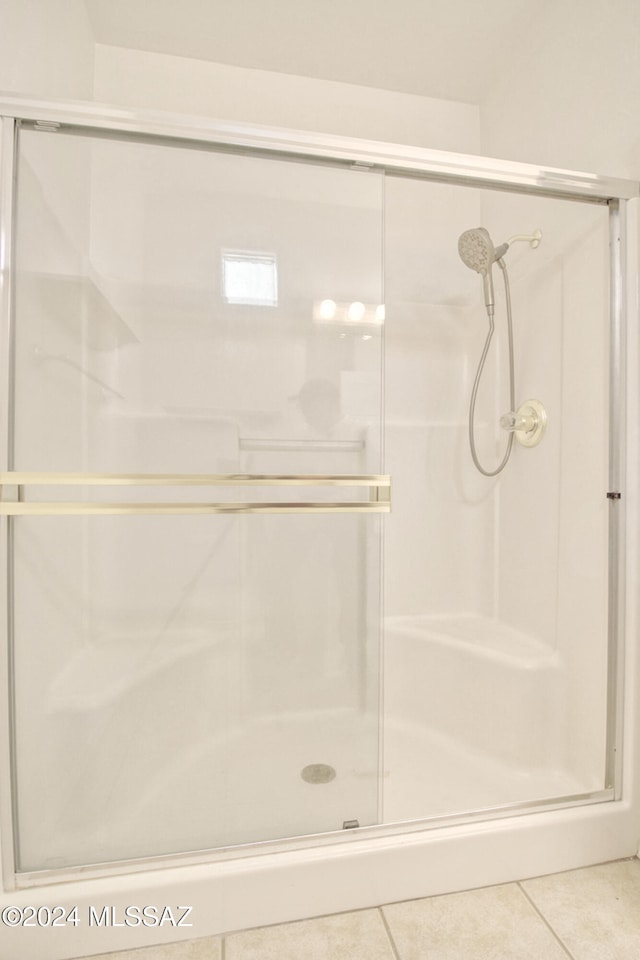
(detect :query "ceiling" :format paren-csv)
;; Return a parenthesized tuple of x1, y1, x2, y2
(83, 0, 547, 105)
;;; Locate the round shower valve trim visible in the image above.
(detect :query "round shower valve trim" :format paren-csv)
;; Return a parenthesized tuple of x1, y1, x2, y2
(500, 399, 547, 447)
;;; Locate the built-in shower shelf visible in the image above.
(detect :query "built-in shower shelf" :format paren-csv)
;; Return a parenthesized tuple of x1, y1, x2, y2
(384, 614, 565, 777)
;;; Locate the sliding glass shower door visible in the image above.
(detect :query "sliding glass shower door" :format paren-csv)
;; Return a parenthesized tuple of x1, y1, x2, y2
(7, 126, 385, 871)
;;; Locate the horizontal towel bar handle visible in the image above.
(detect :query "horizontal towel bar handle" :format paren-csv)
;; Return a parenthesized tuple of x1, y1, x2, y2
(0, 500, 389, 516)
(0, 473, 391, 515)
(0, 471, 390, 487)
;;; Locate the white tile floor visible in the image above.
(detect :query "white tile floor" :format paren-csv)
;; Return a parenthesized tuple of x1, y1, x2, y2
(83, 857, 640, 960)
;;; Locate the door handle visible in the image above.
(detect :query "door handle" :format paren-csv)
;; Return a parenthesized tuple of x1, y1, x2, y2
(0, 472, 391, 515)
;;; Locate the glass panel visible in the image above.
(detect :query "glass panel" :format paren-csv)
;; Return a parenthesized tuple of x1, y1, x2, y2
(11, 128, 383, 871)
(383, 176, 609, 821)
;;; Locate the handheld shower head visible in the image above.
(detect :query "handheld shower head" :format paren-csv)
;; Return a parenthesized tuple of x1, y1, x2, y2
(458, 227, 509, 315)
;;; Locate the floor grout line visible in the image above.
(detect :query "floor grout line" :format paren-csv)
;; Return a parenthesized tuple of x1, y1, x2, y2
(517, 881, 576, 960)
(378, 905, 403, 960)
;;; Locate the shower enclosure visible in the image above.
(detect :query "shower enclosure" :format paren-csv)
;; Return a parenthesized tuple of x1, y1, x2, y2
(0, 98, 637, 957)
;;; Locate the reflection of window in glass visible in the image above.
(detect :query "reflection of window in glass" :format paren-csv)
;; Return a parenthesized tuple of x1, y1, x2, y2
(222, 251, 278, 306)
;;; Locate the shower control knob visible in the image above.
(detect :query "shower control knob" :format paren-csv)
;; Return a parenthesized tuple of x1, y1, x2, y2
(500, 399, 547, 448)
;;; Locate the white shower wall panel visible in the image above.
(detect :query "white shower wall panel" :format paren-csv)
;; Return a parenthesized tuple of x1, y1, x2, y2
(384, 418, 495, 618)
(486, 192, 610, 789)
(382, 178, 611, 814)
(86, 136, 383, 445)
(496, 258, 563, 646)
(384, 300, 496, 618)
(555, 222, 609, 786)
(383, 177, 495, 619)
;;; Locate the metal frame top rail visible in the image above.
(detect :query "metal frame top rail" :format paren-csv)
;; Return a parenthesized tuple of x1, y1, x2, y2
(0, 96, 638, 202)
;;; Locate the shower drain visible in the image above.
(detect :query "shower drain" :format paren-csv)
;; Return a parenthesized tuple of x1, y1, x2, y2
(301, 763, 336, 784)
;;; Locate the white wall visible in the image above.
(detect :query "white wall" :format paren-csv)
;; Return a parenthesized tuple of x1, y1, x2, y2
(0, 0, 94, 100)
(480, 0, 640, 179)
(93, 44, 480, 154)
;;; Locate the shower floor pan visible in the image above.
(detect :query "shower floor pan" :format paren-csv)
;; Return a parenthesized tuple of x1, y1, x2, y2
(26, 702, 580, 874)
(25, 613, 587, 874)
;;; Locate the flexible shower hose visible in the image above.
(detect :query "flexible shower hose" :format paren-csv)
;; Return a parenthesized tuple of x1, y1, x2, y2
(468, 258, 515, 477)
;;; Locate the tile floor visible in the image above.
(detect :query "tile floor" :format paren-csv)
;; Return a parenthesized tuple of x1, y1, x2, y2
(83, 857, 640, 960)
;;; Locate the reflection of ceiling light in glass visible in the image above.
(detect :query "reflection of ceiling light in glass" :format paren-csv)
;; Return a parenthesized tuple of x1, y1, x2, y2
(319, 299, 337, 320)
(222, 251, 278, 306)
(312, 299, 384, 327)
(347, 301, 366, 322)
